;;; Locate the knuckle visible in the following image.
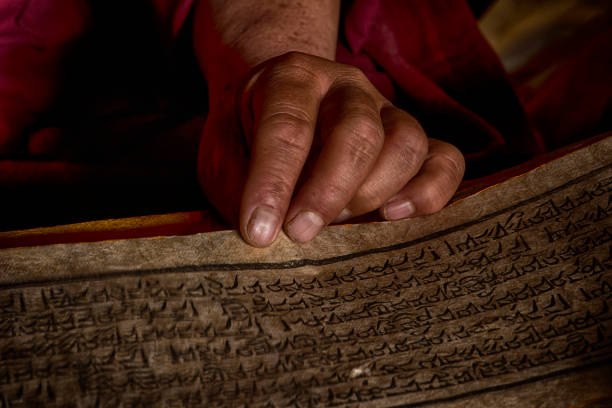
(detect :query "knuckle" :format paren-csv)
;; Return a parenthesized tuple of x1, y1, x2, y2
(397, 118, 428, 152)
(418, 145, 465, 215)
(265, 102, 314, 127)
(315, 181, 353, 215)
(263, 106, 313, 149)
(278, 51, 308, 66)
(344, 119, 384, 166)
(275, 133, 310, 163)
(270, 53, 320, 84)
(261, 59, 326, 100)
(395, 134, 428, 172)
(381, 109, 428, 173)
(273, 63, 315, 84)
(335, 67, 383, 100)
(329, 181, 353, 202)
(342, 65, 369, 83)
(353, 184, 386, 211)
(431, 143, 466, 182)
(257, 169, 296, 203)
(350, 112, 384, 142)
(265, 127, 311, 160)
(411, 129, 429, 157)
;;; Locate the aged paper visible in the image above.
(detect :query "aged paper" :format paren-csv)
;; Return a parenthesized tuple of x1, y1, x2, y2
(1, 137, 611, 407)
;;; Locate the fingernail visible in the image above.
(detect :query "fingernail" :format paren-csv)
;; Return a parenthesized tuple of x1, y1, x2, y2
(286, 211, 325, 243)
(246, 206, 279, 247)
(333, 208, 352, 224)
(384, 199, 415, 220)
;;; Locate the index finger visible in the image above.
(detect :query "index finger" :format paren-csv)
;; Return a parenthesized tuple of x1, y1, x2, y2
(239, 61, 324, 247)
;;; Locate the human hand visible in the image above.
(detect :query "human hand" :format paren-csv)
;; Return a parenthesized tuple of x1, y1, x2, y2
(197, 52, 465, 247)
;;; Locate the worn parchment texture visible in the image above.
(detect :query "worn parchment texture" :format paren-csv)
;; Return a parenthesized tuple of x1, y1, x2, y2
(1, 137, 611, 407)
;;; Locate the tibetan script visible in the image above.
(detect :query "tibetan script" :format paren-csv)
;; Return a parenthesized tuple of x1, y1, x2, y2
(1, 137, 611, 407)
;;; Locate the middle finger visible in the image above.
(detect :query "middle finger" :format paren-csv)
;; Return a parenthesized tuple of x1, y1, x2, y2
(284, 79, 386, 242)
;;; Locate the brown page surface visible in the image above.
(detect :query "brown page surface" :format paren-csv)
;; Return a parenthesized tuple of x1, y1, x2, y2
(1, 137, 611, 407)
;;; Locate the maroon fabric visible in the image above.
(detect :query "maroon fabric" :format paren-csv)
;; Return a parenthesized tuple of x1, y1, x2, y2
(515, 24, 612, 151)
(0, 0, 610, 229)
(336, 0, 546, 176)
(0, 0, 207, 229)
(0, 0, 91, 155)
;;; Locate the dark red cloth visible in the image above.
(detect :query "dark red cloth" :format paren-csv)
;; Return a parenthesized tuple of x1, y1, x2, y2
(0, 0, 609, 229)
(336, 0, 546, 176)
(515, 23, 612, 151)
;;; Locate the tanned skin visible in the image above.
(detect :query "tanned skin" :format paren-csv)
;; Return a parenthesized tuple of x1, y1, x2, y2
(194, 0, 465, 247)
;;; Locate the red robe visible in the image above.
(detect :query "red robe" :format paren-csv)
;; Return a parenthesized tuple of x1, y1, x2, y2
(0, 0, 610, 229)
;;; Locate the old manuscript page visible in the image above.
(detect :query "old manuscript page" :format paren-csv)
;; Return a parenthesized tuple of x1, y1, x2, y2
(1, 137, 611, 407)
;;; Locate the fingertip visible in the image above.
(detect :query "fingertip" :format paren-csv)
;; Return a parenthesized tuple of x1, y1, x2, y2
(243, 206, 281, 247)
(382, 199, 416, 220)
(285, 210, 325, 243)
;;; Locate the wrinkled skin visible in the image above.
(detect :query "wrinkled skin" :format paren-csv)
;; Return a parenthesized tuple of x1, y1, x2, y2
(0, 0, 465, 246)
(197, 51, 465, 247)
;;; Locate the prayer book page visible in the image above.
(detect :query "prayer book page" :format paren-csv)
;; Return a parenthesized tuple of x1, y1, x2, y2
(1, 137, 611, 407)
